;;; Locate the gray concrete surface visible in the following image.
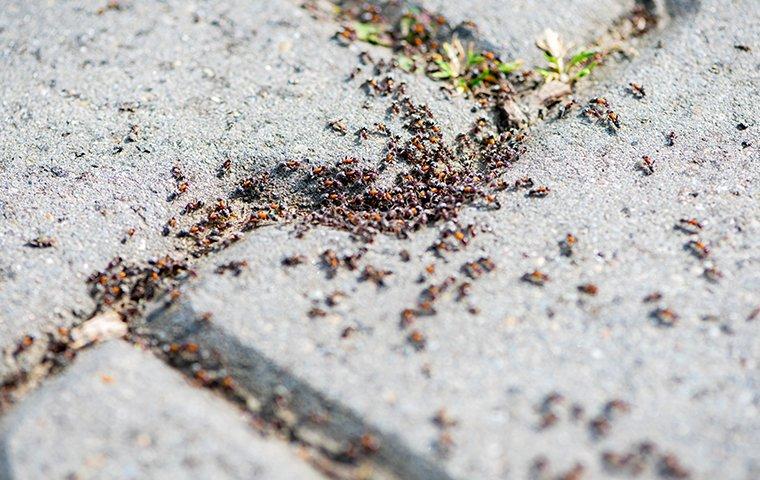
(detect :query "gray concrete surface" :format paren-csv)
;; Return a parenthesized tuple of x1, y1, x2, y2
(0, 341, 324, 479)
(0, 0, 474, 376)
(1, 0, 758, 479)
(419, 0, 638, 66)
(142, 0, 760, 478)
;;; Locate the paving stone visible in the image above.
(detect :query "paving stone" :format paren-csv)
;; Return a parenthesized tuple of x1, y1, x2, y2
(0, 0, 474, 376)
(419, 0, 638, 66)
(3, 0, 758, 478)
(0, 340, 324, 479)
(141, 0, 760, 478)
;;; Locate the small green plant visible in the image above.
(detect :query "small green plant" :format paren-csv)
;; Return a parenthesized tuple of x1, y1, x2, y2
(430, 39, 466, 80)
(339, 9, 522, 95)
(428, 37, 522, 93)
(535, 29, 600, 83)
(353, 22, 392, 47)
(396, 54, 419, 73)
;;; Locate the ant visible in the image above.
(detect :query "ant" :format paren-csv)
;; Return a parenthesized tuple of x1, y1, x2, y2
(628, 82, 646, 98)
(638, 155, 655, 175)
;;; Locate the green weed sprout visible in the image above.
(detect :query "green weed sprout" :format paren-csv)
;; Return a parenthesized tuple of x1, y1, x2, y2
(428, 37, 522, 93)
(535, 29, 600, 83)
(353, 22, 392, 47)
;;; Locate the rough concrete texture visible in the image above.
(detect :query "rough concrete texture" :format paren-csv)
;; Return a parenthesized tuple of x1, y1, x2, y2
(0, 341, 324, 479)
(0, 0, 475, 376)
(143, 0, 760, 478)
(1, 0, 758, 478)
(419, 0, 637, 66)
